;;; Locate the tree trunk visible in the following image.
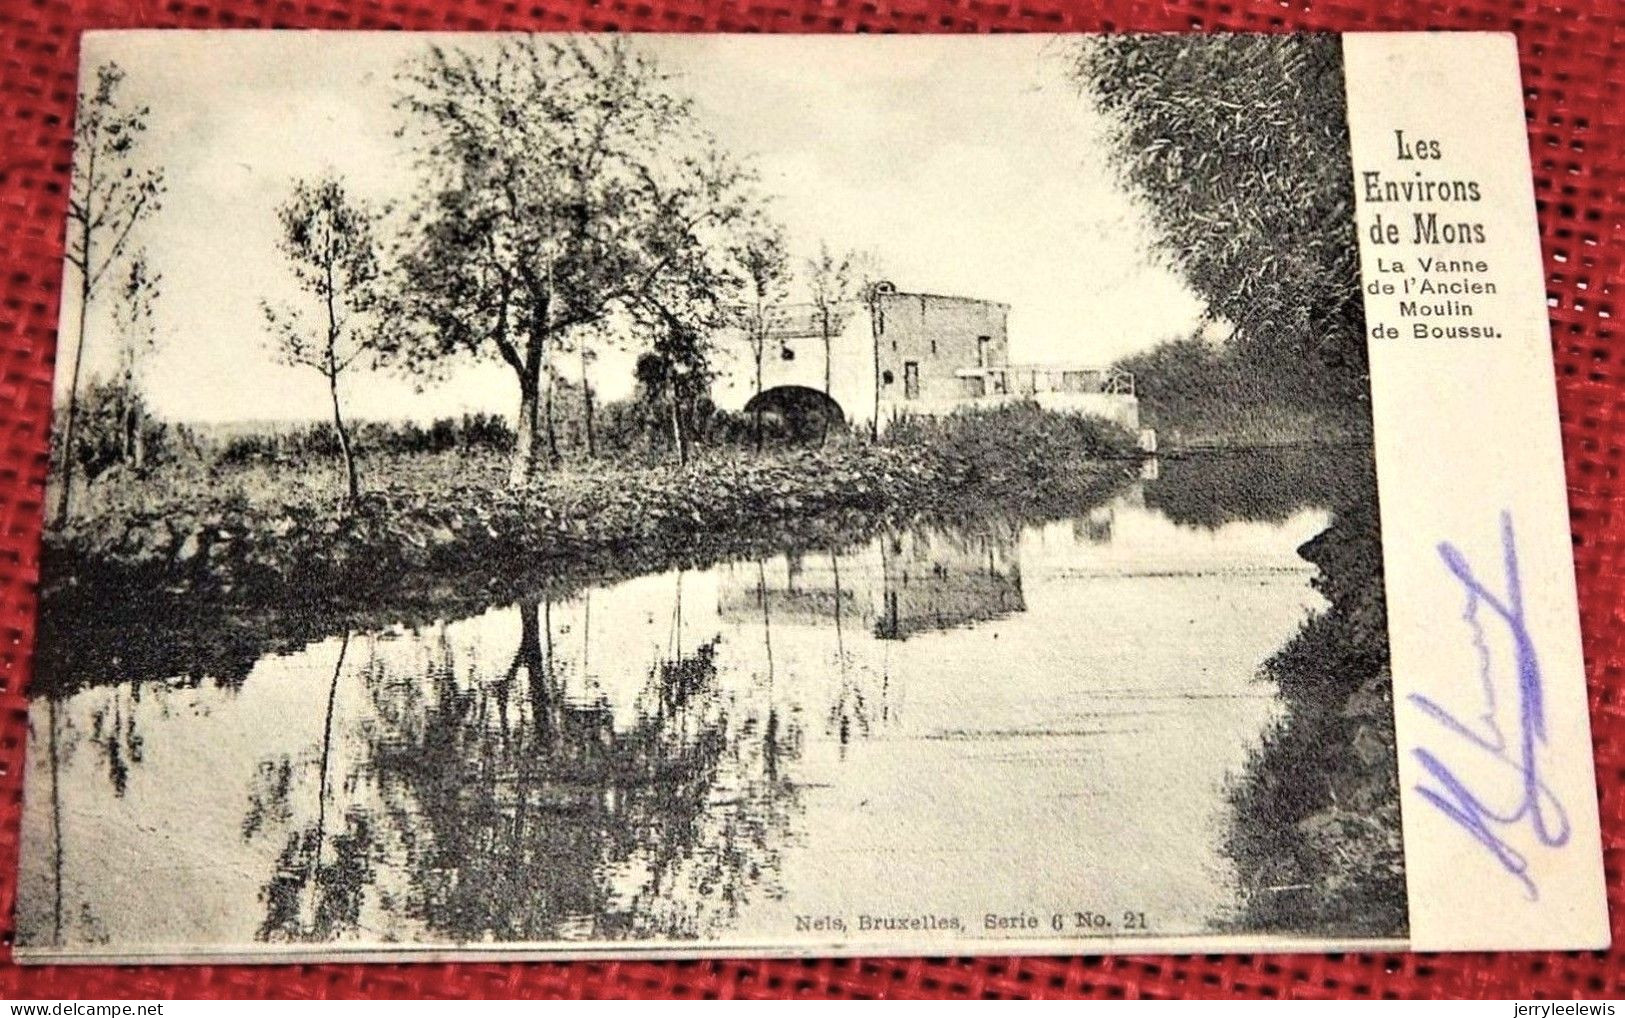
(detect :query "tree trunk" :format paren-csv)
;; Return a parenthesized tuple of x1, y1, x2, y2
(669, 391, 688, 466)
(54, 268, 93, 523)
(581, 366, 596, 460)
(509, 371, 541, 488)
(48, 697, 63, 944)
(328, 370, 360, 506)
(319, 236, 359, 508)
(753, 345, 765, 452)
(870, 297, 882, 443)
(118, 376, 133, 466)
(821, 313, 833, 447)
(823, 324, 833, 394)
(544, 369, 561, 467)
(121, 378, 141, 469)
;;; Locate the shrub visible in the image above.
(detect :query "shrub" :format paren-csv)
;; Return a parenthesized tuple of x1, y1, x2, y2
(886, 401, 1135, 482)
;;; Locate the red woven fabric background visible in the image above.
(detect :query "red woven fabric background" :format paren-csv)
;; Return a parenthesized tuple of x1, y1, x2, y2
(0, 0, 1620, 1001)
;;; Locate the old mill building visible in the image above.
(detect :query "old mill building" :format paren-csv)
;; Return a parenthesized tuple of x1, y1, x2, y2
(710, 282, 1144, 438)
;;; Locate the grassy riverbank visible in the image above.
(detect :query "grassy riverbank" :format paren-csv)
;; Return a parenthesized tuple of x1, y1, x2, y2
(38, 405, 1137, 691)
(1222, 493, 1408, 938)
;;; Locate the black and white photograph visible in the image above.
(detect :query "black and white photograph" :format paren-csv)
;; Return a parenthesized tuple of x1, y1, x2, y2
(18, 31, 1410, 961)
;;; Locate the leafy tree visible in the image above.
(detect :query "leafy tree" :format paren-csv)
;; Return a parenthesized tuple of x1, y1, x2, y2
(261, 176, 386, 506)
(393, 37, 708, 487)
(68, 377, 165, 484)
(1073, 36, 1368, 412)
(628, 147, 755, 465)
(57, 62, 165, 521)
(734, 217, 791, 448)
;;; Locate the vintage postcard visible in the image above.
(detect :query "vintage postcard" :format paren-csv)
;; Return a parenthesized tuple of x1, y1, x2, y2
(14, 30, 1607, 963)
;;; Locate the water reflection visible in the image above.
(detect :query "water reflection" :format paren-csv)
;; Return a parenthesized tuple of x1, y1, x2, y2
(20, 453, 1361, 954)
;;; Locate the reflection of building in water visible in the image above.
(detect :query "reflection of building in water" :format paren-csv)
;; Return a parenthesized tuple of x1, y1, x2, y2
(716, 524, 1026, 642)
(1061, 483, 1146, 545)
(875, 526, 1025, 640)
(716, 553, 877, 629)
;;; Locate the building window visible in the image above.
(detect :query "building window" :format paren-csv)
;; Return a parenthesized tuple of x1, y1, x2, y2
(882, 369, 895, 385)
(904, 361, 920, 400)
(977, 336, 991, 368)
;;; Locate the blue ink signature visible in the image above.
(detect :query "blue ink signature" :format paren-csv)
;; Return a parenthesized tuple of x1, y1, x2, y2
(1407, 510, 1570, 900)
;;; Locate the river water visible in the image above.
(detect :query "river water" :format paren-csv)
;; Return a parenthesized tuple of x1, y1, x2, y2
(16, 452, 1357, 956)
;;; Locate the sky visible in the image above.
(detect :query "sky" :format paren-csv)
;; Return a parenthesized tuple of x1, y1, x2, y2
(67, 32, 1208, 424)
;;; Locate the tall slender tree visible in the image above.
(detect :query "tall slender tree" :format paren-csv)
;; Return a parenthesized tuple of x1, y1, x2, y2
(57, 62, 165, 521)
(734, 218, 790, 449)
(261, 176, 385, 506)
(579, 345, 599, 459)
(804, 242, 857, 400)
(111, 251, 161, 468)
(852, 255, 887, 441)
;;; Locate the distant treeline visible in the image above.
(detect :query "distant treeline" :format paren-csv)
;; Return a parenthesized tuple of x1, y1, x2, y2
(60, 380, 521, 477)
(211, 414, 517, 464)
(58, 376, 860, 478)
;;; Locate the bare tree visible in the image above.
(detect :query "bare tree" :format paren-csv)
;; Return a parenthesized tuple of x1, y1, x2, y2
(734, 218, 790, 449)
(261, 176, 385, 507)
(394, 37, 703, 487)
(804, 242, 856, 401)
(112, 251, 161, 468)
(57, 62, 165, 521)
(807, 244, 882, 440)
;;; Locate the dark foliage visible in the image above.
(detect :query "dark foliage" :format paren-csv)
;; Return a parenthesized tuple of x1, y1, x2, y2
(1223, 491, 1406, 937)
(1079, 35, 1370, 416)
(59, 379, 172, 482)
(884, 401, 1136, 489)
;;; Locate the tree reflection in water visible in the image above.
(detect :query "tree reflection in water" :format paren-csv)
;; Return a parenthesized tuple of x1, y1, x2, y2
(255, 632, 384, 943)
(88, 684, 143, 799)
(247, 584, 805, 944)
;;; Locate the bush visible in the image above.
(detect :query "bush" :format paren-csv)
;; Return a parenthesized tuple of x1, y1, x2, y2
(53, 378, 176, 481)
(886, 401, 1135, 482)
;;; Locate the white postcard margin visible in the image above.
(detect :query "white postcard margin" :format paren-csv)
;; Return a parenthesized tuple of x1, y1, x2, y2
(1345, 32, 1608, 951)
